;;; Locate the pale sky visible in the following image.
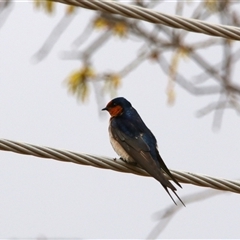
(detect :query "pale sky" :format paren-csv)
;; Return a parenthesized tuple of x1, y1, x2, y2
(0, 2, 240, 238)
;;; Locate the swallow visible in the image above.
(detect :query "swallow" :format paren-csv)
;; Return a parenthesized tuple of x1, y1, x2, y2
(102, 97, 184, 206)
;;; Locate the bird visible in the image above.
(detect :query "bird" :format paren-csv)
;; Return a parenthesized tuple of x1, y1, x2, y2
(102, 97, 184, 206)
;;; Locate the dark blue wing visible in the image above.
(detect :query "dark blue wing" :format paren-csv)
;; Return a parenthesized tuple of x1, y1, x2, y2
(110, 117, 176, 188)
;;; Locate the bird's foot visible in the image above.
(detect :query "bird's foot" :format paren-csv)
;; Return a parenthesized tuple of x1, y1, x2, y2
(119, 157, 127, 163)
(119, 157, 138, 166)
(113, 157, 126, 162)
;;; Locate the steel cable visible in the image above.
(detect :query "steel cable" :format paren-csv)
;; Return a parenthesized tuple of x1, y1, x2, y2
(0, 138, 240, 194)
(52, 0, 240, 41)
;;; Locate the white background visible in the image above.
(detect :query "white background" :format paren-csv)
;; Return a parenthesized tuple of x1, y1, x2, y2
(0, 2, 240, 238)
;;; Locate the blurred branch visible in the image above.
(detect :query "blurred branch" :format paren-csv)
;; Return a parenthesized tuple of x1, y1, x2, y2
(147, 189, 225, 239)
(30, 0, 240, 126)
(32, 11, 76, 63)
(71, 18, 94, 48)
(0, 0, 13, 29)
(157, 53, 221, 96)
(1, 1, 239, 122)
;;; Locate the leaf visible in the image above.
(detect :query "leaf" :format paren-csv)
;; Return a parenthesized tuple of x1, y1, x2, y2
(66, 5, 75, 15)
(93, 17, 109, 30)
(103, 73, 121, 97)
(112, 22, 128, 37)
(66, 66, 95, 102)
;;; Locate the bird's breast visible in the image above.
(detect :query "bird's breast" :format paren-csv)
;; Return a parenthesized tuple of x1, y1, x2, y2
(108, 125, 136, 163)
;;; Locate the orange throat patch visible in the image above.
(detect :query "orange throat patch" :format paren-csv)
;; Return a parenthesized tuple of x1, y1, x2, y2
(109, 105, 123, 117)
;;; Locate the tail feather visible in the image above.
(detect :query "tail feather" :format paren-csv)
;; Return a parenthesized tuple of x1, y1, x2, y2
(163, 185, 185, 207)
(144, 162, 185, 206)
(157, 154, 182, 188)
(164, 187, 177, 205)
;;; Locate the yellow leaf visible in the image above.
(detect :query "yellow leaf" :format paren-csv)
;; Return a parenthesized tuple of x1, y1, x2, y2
(45, 0, 54, 14)
(82, 66, 95, 79)
(169, 51, 179, 81)
(93, 17, 109, 29)
(178, 46, 191, 59)
(166, 81, 176, 106)
(110, 74, 121, 88)
(113, 22, 128, 37)
(66, 66, 95, 102)
(204, 0, 218, 12)
(33, 0, 55, 14)
(167, 49, 182, 105)
(80, 83, 89, 102)
(34, 0, 41, 8)
(103, 74, 121, 97)
(66, 5, 75, 15)
(67, 71, 82, 93)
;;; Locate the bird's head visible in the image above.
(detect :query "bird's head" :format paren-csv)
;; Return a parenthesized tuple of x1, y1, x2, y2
(102, 97, 132, 117)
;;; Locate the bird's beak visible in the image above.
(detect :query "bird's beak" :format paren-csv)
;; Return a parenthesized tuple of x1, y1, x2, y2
(102, 107, 108, 111)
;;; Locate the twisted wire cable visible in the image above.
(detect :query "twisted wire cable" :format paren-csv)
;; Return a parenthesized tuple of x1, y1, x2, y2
(53, 0, 240, 41)
(0, 138, 240, 194)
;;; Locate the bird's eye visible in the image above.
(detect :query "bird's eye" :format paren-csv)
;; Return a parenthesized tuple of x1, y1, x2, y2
(112, 102, 117, 106)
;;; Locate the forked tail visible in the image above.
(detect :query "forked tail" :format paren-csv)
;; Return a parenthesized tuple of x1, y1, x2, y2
(164, 186, 185, 207)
